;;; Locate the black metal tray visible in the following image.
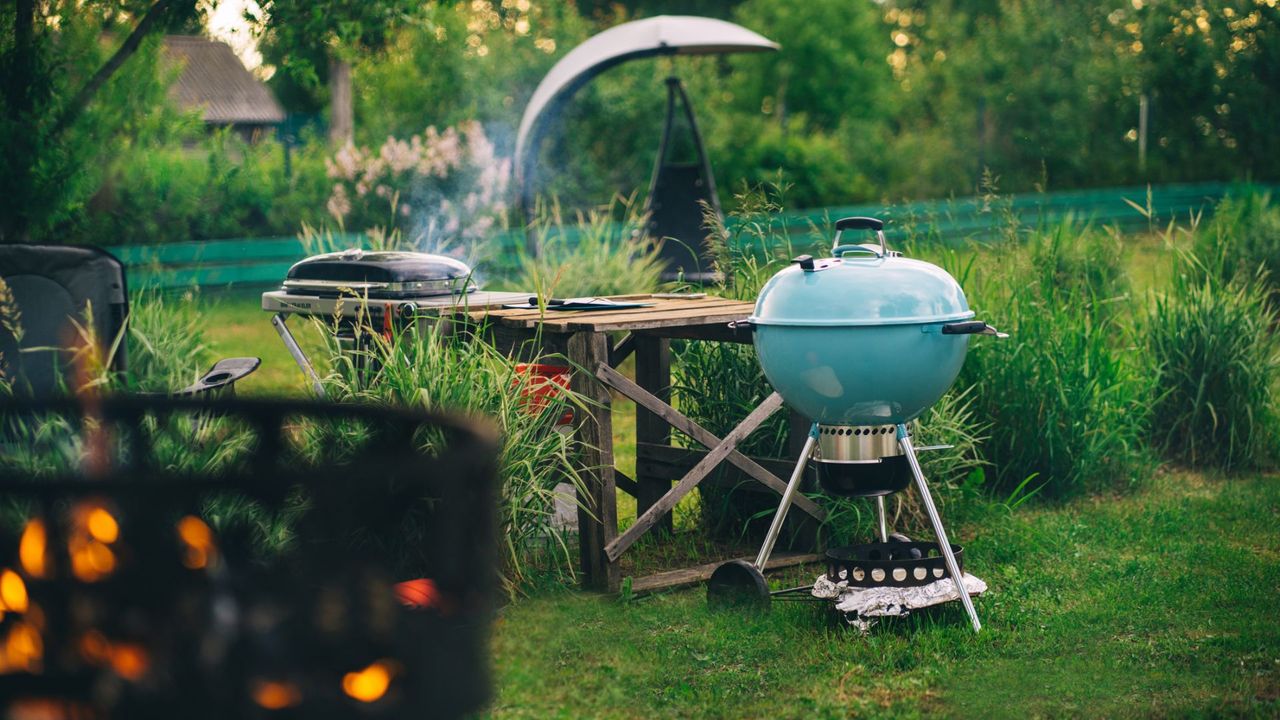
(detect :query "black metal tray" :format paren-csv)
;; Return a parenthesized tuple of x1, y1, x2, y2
(825, 541, 963, 588)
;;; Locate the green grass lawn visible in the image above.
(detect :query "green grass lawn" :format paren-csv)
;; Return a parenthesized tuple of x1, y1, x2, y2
(195, 276, 1277, 718)
(489, 471, 1280, 719)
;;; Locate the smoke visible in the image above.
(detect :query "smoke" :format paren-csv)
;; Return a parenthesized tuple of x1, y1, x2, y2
(323, 121, 513, 275)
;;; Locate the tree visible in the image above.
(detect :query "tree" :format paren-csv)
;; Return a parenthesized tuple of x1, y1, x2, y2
(255, 0, 425, 145)
(0, 0, 201, 242)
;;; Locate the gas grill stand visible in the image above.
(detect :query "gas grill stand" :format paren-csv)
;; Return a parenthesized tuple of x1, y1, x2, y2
(271, 313, 327, 398)
(710, 422, 983, 633)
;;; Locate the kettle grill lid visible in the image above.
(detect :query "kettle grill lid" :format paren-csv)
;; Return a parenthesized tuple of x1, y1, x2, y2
(286, 249, 473, 284)
(749, 255, 974, 327)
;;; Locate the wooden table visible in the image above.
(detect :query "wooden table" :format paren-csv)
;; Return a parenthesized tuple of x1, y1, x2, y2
(462, 295, 825, 594)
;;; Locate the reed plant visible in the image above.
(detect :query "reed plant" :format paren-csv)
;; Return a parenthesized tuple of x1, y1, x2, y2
(959, 219, 1152, 497)
(1145, 249, 1278, 470)
(1198, 187, 1280, 305)
(511, 195, 666, 298)
(313, 313, 588, 594)
(123, 290, 210, 393)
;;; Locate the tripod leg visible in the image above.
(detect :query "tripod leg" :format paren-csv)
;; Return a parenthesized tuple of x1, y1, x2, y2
(897, 424, 981, 633)
(875, 495, 889, 543)
(753, 423, 819, 570)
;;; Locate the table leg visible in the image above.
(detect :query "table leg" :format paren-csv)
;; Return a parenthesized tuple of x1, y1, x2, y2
(634, 335, 672, 534)
(569, 331, 621, 592)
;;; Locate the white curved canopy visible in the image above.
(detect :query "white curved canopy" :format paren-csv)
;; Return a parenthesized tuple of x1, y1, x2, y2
(514, 15, 778, 188)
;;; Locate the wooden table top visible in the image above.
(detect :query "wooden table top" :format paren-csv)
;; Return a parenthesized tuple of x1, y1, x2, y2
(461, 294, 755, 333)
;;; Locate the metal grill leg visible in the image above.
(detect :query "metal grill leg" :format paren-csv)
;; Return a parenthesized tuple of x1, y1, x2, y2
(876, 495, 889, 543)
(897, 424, 981, 633)
(753, 423, 819, 571)
(271, 313, 326, 398)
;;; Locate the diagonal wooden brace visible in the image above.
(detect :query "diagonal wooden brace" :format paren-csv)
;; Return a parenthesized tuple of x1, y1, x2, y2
(598, 363, 826, 563)
(597, 363, 826, 523)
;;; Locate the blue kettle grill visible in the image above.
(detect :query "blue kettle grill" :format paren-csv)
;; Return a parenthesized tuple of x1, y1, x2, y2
(707, 217, 1005, 632)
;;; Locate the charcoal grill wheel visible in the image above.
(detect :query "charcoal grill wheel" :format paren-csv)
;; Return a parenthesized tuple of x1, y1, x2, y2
(707, 560, 770, 611)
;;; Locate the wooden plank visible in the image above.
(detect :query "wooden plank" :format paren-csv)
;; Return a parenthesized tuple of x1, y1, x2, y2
(556, 303, 754, 331)
(637, 323, 754, 344)
(546, 299, 749, 323)
(478, 299, 752, 331)
(634, 335, 672, 534)
(568, 332, 621, 592)
(630, 551, 824, 596)
(552, 308, 755, 334)
(603, 391, 785, 562)
(635, 443, 799, 490)
(614, 469, 639, 499)
(598, 363, 825, 521)
(609, 333, 636, 367)
(465, 293, 661, 320)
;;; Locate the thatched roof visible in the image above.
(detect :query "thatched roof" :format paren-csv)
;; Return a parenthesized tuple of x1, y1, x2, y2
(163, 36, 284, 125)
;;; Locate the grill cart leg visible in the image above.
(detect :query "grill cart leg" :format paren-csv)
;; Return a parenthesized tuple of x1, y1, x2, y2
(897, 424, 981, 633)
(271, 313, 326, 399)
(708, 423, 819, 610)
(876, 495, 889, 543)
(754, 422, 819, 571)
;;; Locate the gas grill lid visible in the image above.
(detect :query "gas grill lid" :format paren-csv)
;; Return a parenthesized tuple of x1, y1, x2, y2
(284, 249, 475, 298)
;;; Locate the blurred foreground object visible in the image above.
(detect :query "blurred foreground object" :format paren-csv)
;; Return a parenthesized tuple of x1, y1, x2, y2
(0, 396, 500, 719)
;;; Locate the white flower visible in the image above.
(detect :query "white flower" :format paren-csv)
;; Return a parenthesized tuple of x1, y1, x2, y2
(327, 184, 351, 220)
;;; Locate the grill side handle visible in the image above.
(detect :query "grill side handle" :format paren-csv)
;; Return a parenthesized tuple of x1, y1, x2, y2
(939, 320, 1008, 338)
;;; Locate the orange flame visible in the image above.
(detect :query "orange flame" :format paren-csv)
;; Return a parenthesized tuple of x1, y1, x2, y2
(69, 536, 115, 583)
(0, 569, 28, 614)
(107, 643, 149, 681)
(342, 660, 394, 703)
(176, 516, 217, 570)
(85, 507, 119, 544)
(251, 680, 303, 710)
(0, 621, 43, 674)
(19, 519, 48, 579)
(77, 630, 110, 664)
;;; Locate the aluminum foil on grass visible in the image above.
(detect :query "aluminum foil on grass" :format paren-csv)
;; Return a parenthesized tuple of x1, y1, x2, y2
(812, 573, 988, 633)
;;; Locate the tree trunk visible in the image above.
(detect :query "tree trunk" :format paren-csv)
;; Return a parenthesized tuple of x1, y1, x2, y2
(328, 57, 353, 146)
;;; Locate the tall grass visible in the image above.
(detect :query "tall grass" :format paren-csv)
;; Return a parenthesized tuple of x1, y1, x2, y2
(124, 290, 210, 392)
(511, 195, 666, 297)
(1146, 250, 1279, 470)
(672, 184, 819, 537)
(957, 218, 1153, 498)
(314, 314, 588, 594)
(1198, 187, 1280, 304)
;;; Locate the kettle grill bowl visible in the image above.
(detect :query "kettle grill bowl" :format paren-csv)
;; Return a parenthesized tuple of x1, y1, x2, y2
(753, 323, 970, 425)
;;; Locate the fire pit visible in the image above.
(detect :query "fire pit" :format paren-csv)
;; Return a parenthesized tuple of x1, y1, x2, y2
(707, 217, 1005, 632)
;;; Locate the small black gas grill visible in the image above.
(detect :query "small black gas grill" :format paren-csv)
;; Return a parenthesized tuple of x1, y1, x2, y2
(262, 249, 529, 396)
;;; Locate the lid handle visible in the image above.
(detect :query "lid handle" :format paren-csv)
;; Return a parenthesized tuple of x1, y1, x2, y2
(832, 216, 889, 259)
(835, 217, 883, 232)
